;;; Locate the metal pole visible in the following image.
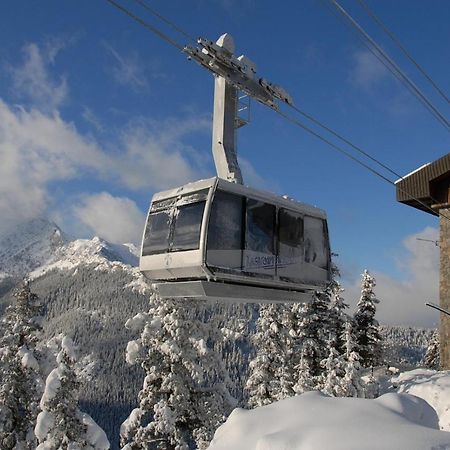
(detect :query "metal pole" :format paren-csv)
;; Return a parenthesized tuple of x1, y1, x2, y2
(211, 76, 243, 184)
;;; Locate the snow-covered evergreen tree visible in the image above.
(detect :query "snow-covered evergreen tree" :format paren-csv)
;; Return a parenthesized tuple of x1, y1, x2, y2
(292, 290, 331, 393)
(35, 335, 109, 449)
(320, 346, 345, 397)
(0, 280, 43, 450)
(293, 352, 315, 395)
(340, 320, 365, 398)
(353, 270, 383, 368)
(121, 293, 234, 450)
(422, 329, 440, 369)
(246, 303, 294, 407)
(328, 279, 349, 355)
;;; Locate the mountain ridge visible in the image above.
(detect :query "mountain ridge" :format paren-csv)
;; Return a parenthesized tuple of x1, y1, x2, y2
(0, 218, 140, 280)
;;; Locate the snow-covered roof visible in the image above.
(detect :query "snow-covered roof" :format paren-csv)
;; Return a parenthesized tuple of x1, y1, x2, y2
(395, 162, 430, 184)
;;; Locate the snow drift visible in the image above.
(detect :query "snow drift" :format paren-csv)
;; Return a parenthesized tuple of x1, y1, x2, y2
(207, 391, 450, 450)
(392, 368, 450, 431)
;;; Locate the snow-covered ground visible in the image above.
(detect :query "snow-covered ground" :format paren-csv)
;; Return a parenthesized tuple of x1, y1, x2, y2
(208, 372, 450, 450)
(392, 368, 450, 431)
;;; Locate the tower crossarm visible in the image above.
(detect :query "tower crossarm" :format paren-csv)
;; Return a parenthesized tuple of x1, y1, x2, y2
(183, 33, 293, 184)
(184, 37, 294, 110)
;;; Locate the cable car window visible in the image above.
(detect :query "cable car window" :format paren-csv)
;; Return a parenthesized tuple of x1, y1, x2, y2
(171, 201, 206, 251)
(142, 210, 171, 255)
(246, 200, 275, 254)
(304, 216, 329, 269)
(208, 191, 243, 250)
(278, 209, 304, 263)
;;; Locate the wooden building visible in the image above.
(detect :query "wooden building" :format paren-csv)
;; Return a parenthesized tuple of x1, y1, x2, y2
(396, 152, 450, 369)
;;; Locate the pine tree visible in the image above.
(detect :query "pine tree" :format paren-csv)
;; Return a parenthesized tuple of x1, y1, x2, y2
(0, 280, 43, 450)
(293, 352, 315, 395)
(35, 336, 110, 449)
(121, 293, 234, 450)
(246, 303, 294, 407)
(422, 329, 440, 369)
(314, 265, 352, 397)
(353, 270, 383, 368)
(320, 346, 345, 397)
(340, 320, 365, 398)
(292, 290, 331, 393)
(328, 279, 349, 355)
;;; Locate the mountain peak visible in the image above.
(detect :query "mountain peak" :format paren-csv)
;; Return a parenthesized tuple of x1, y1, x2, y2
(0, 219, 139, 278)
(0, 218, 67, 276)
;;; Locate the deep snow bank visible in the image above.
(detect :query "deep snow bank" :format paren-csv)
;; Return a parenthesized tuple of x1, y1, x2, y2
(207, 391, 450, 450)
(392, 368, 450, 431)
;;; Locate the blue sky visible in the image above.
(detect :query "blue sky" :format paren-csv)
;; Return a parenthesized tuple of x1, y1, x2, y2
(0, 0, 448, 325)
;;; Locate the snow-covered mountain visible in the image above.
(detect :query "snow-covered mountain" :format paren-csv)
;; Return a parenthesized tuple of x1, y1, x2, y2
(0, 218, 140, 279)
(0, 219, 149, 449)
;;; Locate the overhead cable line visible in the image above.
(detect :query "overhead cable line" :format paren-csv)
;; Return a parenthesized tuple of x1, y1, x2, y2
(132, 0, 197, 43)
(288, 104, 450, 209)
(290, 104, 404, 180)
(104, 0, 450, 222)
(105, 0, 185, 51)
(113, 0, 428, 186)
(328, 0, 450, 132)
(356, 0, 450, 105)
(273, 108, 450, 222)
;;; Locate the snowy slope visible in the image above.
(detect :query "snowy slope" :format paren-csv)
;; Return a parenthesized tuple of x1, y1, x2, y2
(392, 369, 450, 431)
(208, 391, 450, 450)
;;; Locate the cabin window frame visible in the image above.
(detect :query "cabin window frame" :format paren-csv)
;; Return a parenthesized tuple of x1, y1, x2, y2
(142, 190, 209, 256)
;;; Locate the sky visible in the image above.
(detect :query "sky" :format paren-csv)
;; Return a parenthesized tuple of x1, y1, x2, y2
(0, 0, 448, 327)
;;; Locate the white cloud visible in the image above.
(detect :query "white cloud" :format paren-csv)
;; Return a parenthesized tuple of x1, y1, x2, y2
(0, 42, 211, 238)
(342, 226, 439, 328)
(74, 192, 145, 244)
(113, 117, 210, 190)
(351, 49, 388, 89)
(10, 43, 68, 111)
(0, 97, 210, 236)
(0, 99, 110, 236)
(103, 43, 149, 91)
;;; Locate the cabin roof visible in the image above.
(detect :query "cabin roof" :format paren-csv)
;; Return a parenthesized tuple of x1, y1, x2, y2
(150, 177, 327, 219)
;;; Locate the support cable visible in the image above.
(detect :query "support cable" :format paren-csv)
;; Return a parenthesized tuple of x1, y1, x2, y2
(105, 0, 185, 51)
(356, 0, 450, 105)
(328, 0, 450, 132)
(104, 0, 450, 222)
(131, 0, 197, 43)
(273, 107, 450, 222)
(288, 103, 448, 208)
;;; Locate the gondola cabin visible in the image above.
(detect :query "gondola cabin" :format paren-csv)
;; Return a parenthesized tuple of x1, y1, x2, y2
(140, 177, 331, 303)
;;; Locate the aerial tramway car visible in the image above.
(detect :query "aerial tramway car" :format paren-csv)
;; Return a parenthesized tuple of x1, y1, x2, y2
(140, 34, 332, 303)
